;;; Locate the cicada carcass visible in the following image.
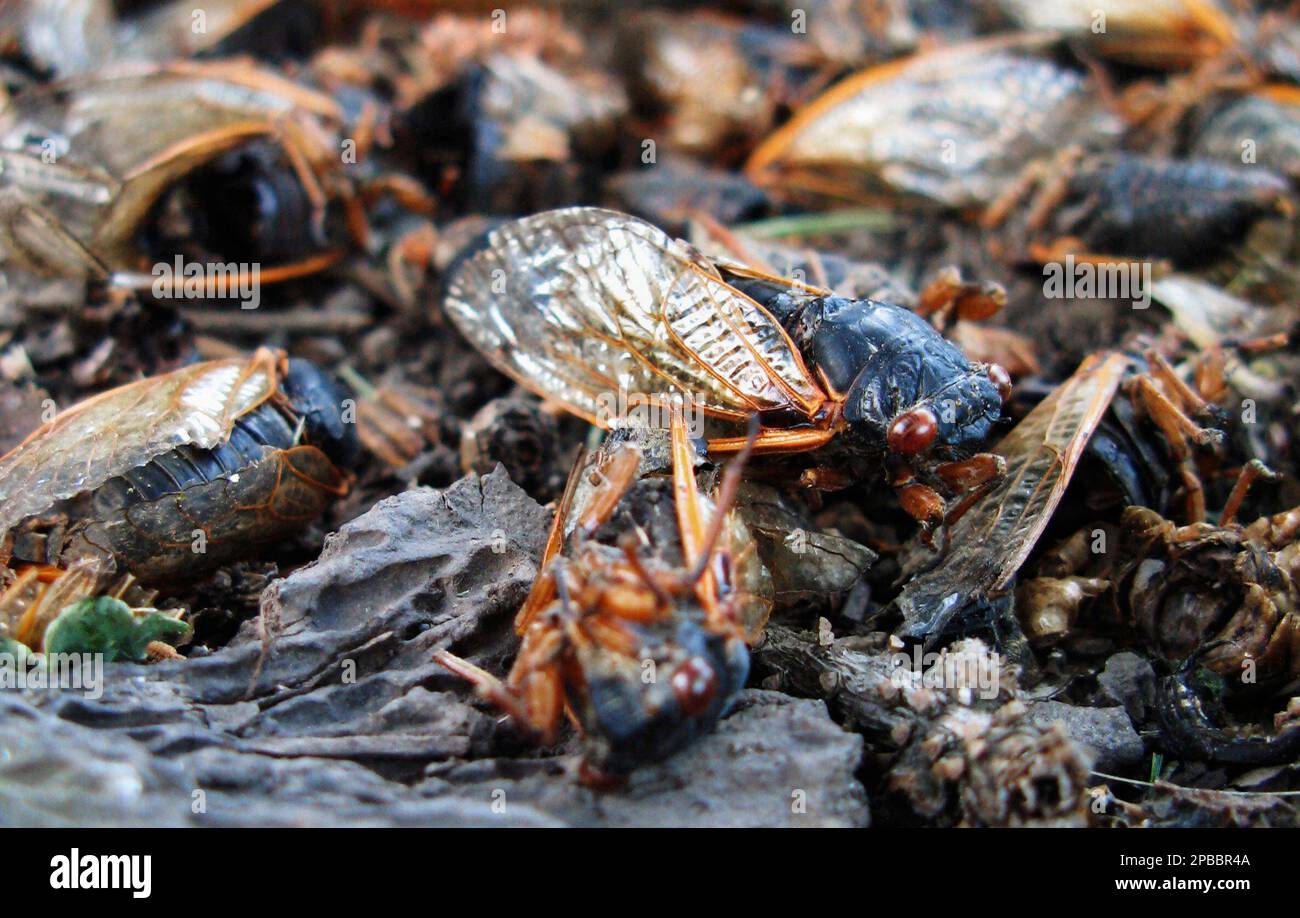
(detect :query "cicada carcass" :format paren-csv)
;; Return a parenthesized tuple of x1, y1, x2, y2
(994, 0, 1236, 69)
(436, 414, 773, 783)
(615, 10, 823, 164)
(441, 206, 1010, 534)
(897, 342, 1246, 640)
(983, 151, 1290, 267)
(1025, 498, 1299, 683)
(1013, 495, 1300, 767)
(402, 51, 626, 214)
(1193, 85, 1300, 182)
(743, 35, 1120, 208)
(0, 60, 354, 289)
(0, 348, 358, 653)
(7, 0, 330, 77)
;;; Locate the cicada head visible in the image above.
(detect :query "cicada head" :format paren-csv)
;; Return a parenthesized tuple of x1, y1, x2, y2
(785, 293, 1005, 464)
(886, 365, 1007, 461)
(573, 611, 749, 777)
(280, 358, 361, 470)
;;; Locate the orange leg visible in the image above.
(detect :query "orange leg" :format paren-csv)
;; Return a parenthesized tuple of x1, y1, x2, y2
(1131, 372, 1230, 524)
(1220, 459, 1278, 528)
(898, 483, 945, 532)
(934, 452, 1005, 493)
(915, 266, 1006, 324)
(1023, 147, 1083, 235)
(982, 158, 1051, 230)
(1144, 348, 1209, 418)
(434, 644, 567, 744)
(707, 425, 835, 456)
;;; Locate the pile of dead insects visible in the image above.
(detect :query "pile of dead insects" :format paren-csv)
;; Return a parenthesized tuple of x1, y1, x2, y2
(1, 1, 1299, 827)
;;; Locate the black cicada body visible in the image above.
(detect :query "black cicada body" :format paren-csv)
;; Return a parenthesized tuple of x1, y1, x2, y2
(0, 349, 358, 588)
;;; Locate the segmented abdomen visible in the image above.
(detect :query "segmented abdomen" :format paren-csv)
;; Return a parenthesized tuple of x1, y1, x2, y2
(91, 401, 297, 515)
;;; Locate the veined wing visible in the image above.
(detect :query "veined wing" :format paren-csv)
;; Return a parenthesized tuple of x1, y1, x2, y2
(0, 349, 280, 536)
(442, 207, 826, 427)
(896, 351, 1130, 638)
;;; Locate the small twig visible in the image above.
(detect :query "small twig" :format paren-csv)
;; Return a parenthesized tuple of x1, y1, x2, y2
(733, 208, 896, 239)
(1091, 770, 1300, 797)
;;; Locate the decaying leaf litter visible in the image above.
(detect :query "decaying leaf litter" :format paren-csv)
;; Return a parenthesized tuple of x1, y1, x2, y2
(1, 1, 1299, 827)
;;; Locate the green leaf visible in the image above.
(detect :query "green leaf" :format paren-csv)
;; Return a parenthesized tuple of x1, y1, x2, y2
(0, 635, 34, 663)
(43, 596, 191, 662)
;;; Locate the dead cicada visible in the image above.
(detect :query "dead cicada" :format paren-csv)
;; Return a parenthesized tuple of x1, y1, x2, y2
(442, 207, 1009, 534)
(897, 341, 1256, 640)
(436, 413, 772, 784)
(993, 0, 1237, 70)
(743, 35, 1120, 209)
(0, 348, 358, 654)
(0, 60, 354, 291)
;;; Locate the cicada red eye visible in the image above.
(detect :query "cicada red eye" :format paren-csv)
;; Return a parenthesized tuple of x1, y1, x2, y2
(887, 407, 938, 454)
(988, 364, 1013, 403)
(671, 656, 718, 716)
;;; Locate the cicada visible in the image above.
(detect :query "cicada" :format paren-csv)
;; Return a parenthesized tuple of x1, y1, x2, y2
(1194, 85, 1300, 182)
(983, 151, 1290, 267)
(0, 60, 353, 290)
(898, 339, 1259, 641)
(436, 413, 772, 784)
(994, 0, 1236, 70)
(0, 348, 358, 652)
(442, 207, 1009, 533)
(743, 35, 1120, 208)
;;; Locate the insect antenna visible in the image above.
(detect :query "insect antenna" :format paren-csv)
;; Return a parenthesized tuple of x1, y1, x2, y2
(552, 560, 576, 619)
(619, 533, 673, 610)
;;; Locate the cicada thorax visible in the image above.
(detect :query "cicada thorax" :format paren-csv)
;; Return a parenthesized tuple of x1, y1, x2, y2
(4, 357, 357, 589)
(718, 269, 1005, 467)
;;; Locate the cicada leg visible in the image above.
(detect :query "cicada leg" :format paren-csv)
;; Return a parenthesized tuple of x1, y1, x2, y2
(981, 146, 1082, 233)
(707, 425, 834, 456)
(433, 649, 536, 731)
(1219, 460, 1279, 529)
(384, 220, 439, 310)
(897, 483, 946, 545)
(1129, 371, 1225, 523)
(896, 451, 1006, 549)
(915, 266, 1006, 325)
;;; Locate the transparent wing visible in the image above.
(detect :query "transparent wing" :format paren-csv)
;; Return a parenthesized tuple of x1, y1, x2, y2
(0, 349, 280, 535)
(896, 351, 1130, 637)
(442, 207, 825, 427)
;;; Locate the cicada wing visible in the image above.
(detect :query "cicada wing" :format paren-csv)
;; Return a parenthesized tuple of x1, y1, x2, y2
(442, 207, 826, 428)
(745, 34, 1114, 208)
(0, 349, 281, 537)
(896, 351, 1131, 637)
